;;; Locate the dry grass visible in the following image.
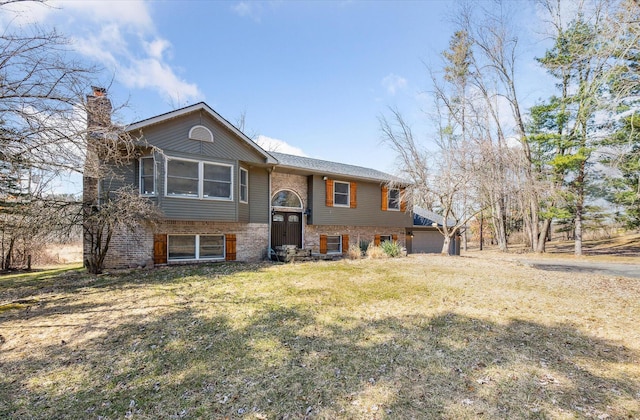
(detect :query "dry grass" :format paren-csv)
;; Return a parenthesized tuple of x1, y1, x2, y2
(466, 232, 640, 264)
(1, 256, 638, 419)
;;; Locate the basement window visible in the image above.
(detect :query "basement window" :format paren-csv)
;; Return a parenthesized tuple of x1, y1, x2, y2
(326, 235, 342, 254)
(168, 234, 225, 261)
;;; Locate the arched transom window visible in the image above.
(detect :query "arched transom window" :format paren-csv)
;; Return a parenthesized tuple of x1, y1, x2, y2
(271, 190, 302, 208)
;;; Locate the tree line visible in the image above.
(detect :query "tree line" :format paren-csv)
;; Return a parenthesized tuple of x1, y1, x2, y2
(381, 0, 639, 255)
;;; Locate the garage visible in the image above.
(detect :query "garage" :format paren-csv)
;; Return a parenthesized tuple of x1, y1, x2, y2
(411, 229, 446, 254)
(408, 206, 460, 255)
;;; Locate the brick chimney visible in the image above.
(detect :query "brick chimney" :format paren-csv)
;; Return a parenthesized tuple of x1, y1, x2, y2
(86, 86, 112, 130)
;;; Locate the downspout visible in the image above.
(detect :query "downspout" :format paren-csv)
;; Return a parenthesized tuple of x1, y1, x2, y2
(267, 165, 274, 259)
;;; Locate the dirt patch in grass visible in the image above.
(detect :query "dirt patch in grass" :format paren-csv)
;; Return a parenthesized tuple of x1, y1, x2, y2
(0, 257, 638, 419)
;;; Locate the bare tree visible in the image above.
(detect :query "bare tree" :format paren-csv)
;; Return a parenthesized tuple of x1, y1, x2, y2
(380, 107, 481, 255)
(0, 3, 160, 272)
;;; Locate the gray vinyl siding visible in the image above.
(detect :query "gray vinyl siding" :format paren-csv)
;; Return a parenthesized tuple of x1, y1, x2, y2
(249, 167, 269, 223)
(238, 203, 249, 223)
(152, 152, 235, 221)
(127, 110, 271, 222)
(133, 112, 267, 164)
(100, 162, 135, 194)
(309, 175, 412, 228)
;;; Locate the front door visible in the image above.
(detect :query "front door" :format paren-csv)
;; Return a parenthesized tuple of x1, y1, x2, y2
(271, 211, 302, 249)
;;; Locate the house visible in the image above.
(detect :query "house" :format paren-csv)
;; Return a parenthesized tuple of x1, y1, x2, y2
(84, 89, 451, 269)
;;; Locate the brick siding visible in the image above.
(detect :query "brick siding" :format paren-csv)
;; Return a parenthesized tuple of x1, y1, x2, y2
(95, 220, 269, 269)
(304, 225, 405, 254)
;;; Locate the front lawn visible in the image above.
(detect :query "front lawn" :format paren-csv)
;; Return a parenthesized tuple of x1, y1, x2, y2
(1, 256, 638, 419)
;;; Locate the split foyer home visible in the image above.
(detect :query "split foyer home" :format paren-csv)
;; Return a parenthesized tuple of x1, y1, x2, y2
(84, 89, 457, 269)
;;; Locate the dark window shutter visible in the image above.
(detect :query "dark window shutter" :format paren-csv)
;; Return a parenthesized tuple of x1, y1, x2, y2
(392, 234, 398, 242)
(325, 179, 334, 207)
(400, 188, 407, 212)
(342, 234, 349, 254)
(225, 234, 237, 261)
(374, 234, 381, 246)
(320, 234, 327, 254)
(153, 234, 167, 265)
(350, 182, 357, 208)
(381, 186, 388, 211)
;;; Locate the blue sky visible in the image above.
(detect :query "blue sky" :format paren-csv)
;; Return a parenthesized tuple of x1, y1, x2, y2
(4, 0, 549, 178)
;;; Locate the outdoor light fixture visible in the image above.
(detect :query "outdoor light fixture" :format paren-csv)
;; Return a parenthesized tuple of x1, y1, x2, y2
(322, 176, 328, 181)
(304, 208, 311, 216)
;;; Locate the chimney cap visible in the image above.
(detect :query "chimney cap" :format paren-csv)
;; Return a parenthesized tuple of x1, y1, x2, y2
(92, 86, 107, 97)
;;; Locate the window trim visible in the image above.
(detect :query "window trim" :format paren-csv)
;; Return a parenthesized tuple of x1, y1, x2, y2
(164, 157, 233, 201)
(387, 188, 401, 211)
(271, 189, 303, 209)
(188, 125, 214, 142)
(326, 235, 342, 254)
(239, 167, 248, 203)
(167, 234, 225, 261)
(139, 156, 156, 196)
(379, 235, 393, 243)
(333, 180, 350, 208)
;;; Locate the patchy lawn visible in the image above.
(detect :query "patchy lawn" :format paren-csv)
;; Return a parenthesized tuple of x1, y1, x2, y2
(0, 256, 638, 419)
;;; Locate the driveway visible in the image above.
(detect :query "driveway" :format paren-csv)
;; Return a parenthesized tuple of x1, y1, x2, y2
(518, 258, 640, 279)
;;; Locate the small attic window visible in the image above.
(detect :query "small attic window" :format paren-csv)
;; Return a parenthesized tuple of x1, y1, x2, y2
(189, 125, 214, 142)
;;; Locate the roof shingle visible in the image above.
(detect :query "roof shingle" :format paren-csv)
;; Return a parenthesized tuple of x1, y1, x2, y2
(271, 152, 408, 184)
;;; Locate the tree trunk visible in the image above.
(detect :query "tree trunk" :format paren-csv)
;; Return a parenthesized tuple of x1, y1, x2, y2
(441, 235, 451, 255)
(536, 218, 552, 253)
(479, 213, 484, 251)
(492, 195, 508, 252)
(462, 228, 467, 252)
(530, 198, 540, 252)
(3, 238, 15, 271)
(575, 198, 583, 256)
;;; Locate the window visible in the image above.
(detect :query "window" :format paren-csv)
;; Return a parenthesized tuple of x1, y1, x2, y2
(388, 188, 400, 210)
(165, 158, 233, 200)
(327, 235, 342, 253)
(139, 156, 155, 195)
(167, 160, 199, 197)
(168, 234, 225, 261)
(333, 181, 350, 207)
(288, 214, 299, 223)
(189, 125, 214, 142)
(272, 190, 302, 208)
(199, 235, 224, 259)
(239, 168, 248, 203)
(168, 235, 196, 260)
(379, 235, 393, 243)
(203, 163, 232, 199)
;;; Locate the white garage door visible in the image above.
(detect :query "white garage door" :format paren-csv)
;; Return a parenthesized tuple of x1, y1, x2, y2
(411, 231, 444, 254)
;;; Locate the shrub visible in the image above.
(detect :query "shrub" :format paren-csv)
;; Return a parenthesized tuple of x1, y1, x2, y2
(359, 240, 370, 256)
(366, 243, 387, 259)
(347, 244, 362, 260)
(380, 240, 403, 258)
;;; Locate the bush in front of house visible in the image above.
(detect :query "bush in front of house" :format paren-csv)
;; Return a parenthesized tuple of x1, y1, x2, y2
(380, 240, 404, 258)
(347, 244, 362, 260)
(359, 240, 370, 256)
(366, 243, 387, 259)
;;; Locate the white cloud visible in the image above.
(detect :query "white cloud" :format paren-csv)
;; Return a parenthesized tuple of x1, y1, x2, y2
(120, 58, 201, 105)
(5, 0, 203, 106)
(382, 73, 407, 95)
(255, 135, 308, 156)
(232, 1, 262, 22)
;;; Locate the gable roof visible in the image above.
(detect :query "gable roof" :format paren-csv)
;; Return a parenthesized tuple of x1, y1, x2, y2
(126, 102, 278, 165)
(271, 152, 409, 184)
(413, 206, 456, 228)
